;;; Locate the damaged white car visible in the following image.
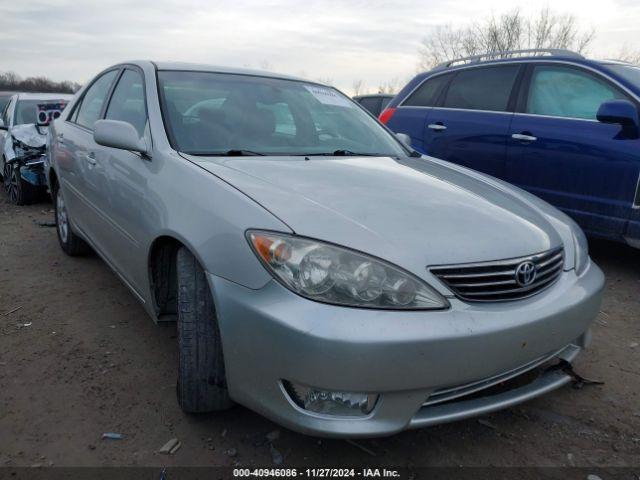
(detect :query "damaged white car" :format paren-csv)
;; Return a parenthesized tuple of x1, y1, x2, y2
(0, 93, 72, 204)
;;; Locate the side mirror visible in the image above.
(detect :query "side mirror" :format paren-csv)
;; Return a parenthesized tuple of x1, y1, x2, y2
(94, 120, 147, 154)
(596, 99, 638, 127)
(396, 133, 412, 147)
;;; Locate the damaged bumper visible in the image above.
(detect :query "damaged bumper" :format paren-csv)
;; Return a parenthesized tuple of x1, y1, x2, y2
(209, 260, 604, 438)
(3, 123, 48, 187)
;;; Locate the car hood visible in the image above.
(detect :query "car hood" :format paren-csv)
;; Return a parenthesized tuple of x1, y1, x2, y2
(185, 154, 563, 280)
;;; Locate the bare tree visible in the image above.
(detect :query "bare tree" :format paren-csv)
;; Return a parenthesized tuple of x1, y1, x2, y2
(352, 79, 365, 96)
(612, 46, 640, 64)
(377, 77, 401, 95)
(418, 8, 595, 70)
(0, 71, 81, 93)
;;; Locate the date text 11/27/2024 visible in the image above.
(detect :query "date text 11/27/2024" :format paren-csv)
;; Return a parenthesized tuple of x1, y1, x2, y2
(233, 468, 401, 478)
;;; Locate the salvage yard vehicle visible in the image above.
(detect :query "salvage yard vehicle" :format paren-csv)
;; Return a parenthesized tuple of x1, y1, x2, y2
(48, 61, 604, 437)
(353, 93, 394, 117)
(381, 49, 640, 249)
(1, 92, 71, 204)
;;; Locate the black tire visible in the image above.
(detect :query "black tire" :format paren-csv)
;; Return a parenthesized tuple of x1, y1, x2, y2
(53, 182, 90, 256)
(176, 247, 233, 412)
(4, 162, 36, 206)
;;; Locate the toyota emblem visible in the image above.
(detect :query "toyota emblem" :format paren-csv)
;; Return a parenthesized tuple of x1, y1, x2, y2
(515, 261, 537, 287)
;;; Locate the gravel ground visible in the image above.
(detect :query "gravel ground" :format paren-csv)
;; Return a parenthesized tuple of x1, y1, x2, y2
(0, 196, 639, 469)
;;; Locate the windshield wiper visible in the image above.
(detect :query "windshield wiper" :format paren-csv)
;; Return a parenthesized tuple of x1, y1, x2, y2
(188, 149, 266, 156)
(224, 149, 266, 156)
(304, 150, 388, 157)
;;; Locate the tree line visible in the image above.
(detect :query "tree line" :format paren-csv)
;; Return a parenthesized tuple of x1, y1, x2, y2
(352, 7, 639, 95)
(0, 71, 81, 94)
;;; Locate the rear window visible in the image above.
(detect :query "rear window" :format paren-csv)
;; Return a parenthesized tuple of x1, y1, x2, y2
(442, 65, 520, 112)
(357, 97, 382, 116)
(403, 74, 450, 107)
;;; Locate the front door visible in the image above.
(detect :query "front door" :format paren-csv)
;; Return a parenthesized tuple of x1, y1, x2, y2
(90, 67, 152, 291)
(505, 64, 640, 239)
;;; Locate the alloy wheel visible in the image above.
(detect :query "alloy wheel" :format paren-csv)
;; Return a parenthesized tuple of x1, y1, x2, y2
(4, 163, 18, 204)
(56, 188, 69, 243)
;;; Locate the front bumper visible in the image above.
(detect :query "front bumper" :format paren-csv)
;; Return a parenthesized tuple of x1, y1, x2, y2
(210, 260, 604, 437)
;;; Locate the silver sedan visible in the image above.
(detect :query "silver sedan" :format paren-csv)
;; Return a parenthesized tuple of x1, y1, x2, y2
(47, 61, 604, 437)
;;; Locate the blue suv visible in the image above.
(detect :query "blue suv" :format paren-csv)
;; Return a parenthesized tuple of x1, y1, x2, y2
(381, 49, 640, 248)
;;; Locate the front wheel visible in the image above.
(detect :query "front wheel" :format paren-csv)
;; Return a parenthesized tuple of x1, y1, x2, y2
(4, 162, 35, 205)
(54, 183, 90, 256)
(176, 247, 233, 412)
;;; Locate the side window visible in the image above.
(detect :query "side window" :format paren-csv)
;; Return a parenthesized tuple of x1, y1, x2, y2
(527, 66, 628, 120)
(69, 99, 82, 123)
(403, 74, 451, 107)
(443, 65, 520, 112)
(75, 70, 118, 130)
(105, 69, 147, 136)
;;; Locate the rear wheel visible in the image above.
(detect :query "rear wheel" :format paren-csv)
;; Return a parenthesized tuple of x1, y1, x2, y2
(54, 183, 90, 256)
(176, 247, 233, 412)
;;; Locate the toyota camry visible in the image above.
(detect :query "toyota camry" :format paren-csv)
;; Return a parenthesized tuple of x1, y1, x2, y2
(47, 61, 604, 437)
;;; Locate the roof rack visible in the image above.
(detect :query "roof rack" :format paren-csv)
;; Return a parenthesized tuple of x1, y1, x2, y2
(433, 49, 584, 70)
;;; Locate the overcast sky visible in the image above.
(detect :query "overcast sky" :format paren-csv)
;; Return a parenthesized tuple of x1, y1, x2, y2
(1, 0, 638, 94)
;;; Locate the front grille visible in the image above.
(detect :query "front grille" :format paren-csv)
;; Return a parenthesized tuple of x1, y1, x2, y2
(430, 247, 564, 302)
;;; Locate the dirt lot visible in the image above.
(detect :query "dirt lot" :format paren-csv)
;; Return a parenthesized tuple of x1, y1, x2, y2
(0, 195, 639, 470)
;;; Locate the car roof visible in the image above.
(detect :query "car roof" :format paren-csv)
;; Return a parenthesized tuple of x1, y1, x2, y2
(16, 92, 73, 101)
(353, 94, 394, 99)
(150, 60, 319, 85)
(420, 55, 632, 79)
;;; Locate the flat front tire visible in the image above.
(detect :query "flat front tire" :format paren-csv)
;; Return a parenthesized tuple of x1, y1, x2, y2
(54, 183, 89, 256)
(176, 247, 233, 412)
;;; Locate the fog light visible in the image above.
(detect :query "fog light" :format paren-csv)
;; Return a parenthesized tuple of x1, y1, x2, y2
(283, 381, 378, 417)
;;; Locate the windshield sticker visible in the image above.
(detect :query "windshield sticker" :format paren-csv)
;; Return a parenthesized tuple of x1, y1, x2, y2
(305, 85, 353, 108)
(36, 101, 68, 126)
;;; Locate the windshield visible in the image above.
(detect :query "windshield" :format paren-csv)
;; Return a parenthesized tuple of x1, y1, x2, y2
(157, 71, 406, 157)
(605, 64, 640, 87)
(14, 99, 68, 126)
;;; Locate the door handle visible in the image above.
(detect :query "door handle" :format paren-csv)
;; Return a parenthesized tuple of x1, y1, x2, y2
(85, 152, 97, 165)
(428, 123, 447, 132)
(512, 133, 537, 142)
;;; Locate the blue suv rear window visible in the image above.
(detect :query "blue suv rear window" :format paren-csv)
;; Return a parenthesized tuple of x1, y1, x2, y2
(403, 74, 451, 107)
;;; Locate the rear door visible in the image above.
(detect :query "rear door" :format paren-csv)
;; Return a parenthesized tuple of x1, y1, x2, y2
(57, 69, 120, 246)
(506, 63, 640, 239)
(387, 73, 451, 154)
(423, 64, 522, 177)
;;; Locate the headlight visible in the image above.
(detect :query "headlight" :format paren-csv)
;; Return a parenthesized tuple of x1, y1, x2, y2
(247, 231, 448, 310)
(572, 225, 590, 275)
